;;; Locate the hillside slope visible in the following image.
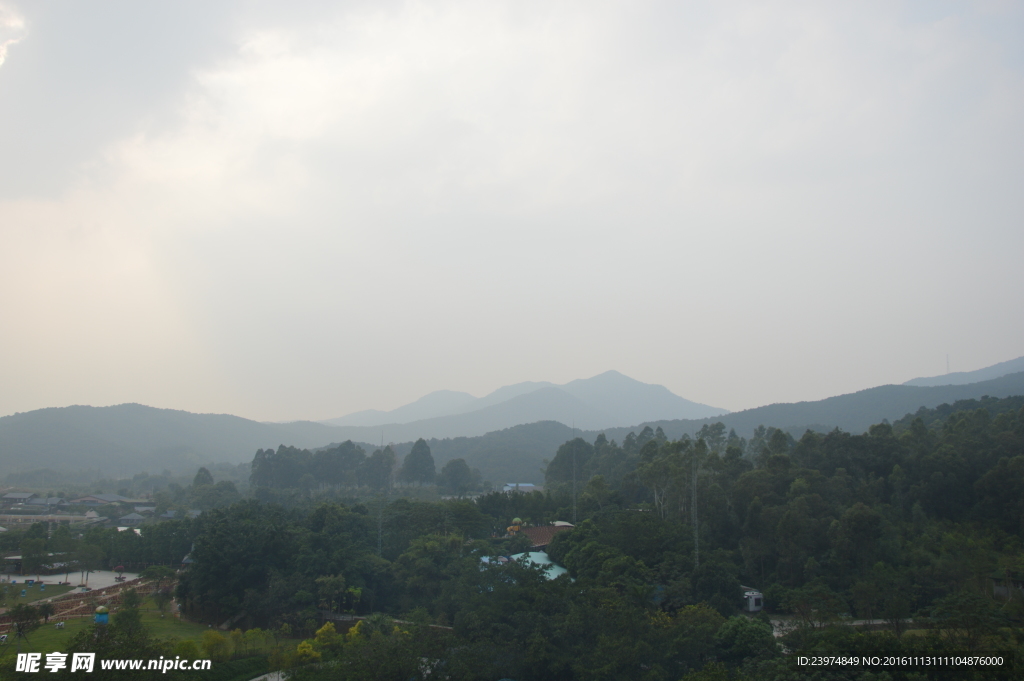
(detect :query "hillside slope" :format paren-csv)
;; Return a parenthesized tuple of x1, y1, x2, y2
(389, 372, 1024, 484)
(903, 355, 1024, 387)
(320, 370, 726, 432)
(593, 371, 1024, 443)
(4, 372, 1022, 483)
(0, 404, 363, 476)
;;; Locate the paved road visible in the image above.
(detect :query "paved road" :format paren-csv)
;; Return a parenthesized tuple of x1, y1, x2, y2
(246, 673, 285, 681)
(770, 618, 911, 637)
(2, 570, 139, 591)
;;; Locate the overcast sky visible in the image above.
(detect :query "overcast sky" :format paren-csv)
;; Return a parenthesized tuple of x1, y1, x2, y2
(1, 0, 1022, 422)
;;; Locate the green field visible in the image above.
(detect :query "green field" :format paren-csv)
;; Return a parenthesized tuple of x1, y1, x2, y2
(0, 597, 212, 655)
(2, 583, 75, 605)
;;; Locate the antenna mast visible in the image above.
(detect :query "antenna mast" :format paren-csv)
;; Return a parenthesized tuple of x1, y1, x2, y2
(377, 430, 385, 557)
(572, 421, 577, 525)
(692, 438, 700, 570)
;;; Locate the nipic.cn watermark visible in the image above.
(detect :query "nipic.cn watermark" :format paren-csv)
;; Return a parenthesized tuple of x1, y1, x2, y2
(15, 653, 213, 673)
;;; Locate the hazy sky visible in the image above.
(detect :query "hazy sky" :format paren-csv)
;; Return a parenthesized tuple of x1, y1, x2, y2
(1, 1, 1022, 422)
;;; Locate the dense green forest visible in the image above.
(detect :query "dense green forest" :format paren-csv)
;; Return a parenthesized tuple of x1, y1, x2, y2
(4, 395, 1024, 679)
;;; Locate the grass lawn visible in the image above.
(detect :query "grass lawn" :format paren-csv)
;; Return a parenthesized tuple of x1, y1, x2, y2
(0, 595, 303, 665)
(0, 598, 211, 655)
(1, 616, 92, 654)
(2, 583, 76, 605)
(138, 607, 210, 641)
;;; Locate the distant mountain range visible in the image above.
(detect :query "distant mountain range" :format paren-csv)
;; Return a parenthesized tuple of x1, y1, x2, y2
(387, 370, 1024, 484)
(0, 404, 364, 479)
(320, 370, 728, 431)
(2, 362, 1023, 484)
(903, 355, 1024, 387)
(598, 370, 1024, 442)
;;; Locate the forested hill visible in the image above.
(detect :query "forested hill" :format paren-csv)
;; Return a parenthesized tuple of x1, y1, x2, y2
(37, 394, 1022, 681)
(351, 372, 1024, 485)
(903, 354, 1024, 387)
(3, 372, 1023, 483)
(0, 404, 372, 477)
(590, 370, 1024, 443)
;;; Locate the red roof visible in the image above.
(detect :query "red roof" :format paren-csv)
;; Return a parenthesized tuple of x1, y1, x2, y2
(520, 525, 571, 549)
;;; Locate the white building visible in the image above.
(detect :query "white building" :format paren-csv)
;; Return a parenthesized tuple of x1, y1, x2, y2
(742, 586, 763, 612)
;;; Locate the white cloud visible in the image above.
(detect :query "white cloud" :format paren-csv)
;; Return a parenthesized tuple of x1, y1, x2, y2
(0, 3, 24, 68)
(1, 1, 1023, 420)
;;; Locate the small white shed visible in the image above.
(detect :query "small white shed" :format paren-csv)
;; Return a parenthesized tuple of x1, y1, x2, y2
(742, 586, 763, 612)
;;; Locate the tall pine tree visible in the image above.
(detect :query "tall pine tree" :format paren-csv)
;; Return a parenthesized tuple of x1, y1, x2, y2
(402, 438, 435, 485)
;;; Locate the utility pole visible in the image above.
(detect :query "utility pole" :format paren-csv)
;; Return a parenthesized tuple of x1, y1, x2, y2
(572, 422, 577, 525)
(376, 496, 384, 558)
(692, 446, 699, 570)
(377, 431, 385, 557)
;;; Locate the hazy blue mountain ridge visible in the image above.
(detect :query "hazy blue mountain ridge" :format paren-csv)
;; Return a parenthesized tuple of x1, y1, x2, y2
(321, 387, 608, 442)
(318, 370, 726, 432)
(4, 368, 1024, 485)
(591, 370, 1024, 444)
(348, 371, 1024, 485)
(0, 404, 368, 477)
(903, 355, 1024, 387)
(323, 389, 478, 427)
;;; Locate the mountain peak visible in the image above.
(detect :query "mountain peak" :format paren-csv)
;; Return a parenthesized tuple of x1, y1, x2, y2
(320, 371, 727, 433)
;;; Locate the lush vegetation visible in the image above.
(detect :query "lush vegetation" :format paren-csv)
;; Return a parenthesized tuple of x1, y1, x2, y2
(250, 438, 486, 499)
(4, 396, 1024, 679)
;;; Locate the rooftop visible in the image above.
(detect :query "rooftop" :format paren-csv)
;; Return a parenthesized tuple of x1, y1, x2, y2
(503, 483, 540, 493)
(520, 524, 572, 549)
(509, 551, 569, 580)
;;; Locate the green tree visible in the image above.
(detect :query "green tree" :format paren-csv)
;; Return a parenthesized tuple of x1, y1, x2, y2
(174, 638, 202, 659)
(37, 601, 55, 623)
(152, 587, 173, 618)
(636, 440, 679, 520)
(870, 563, 913, 637)
(930, 591, 1007, 650)
(789, 581, 846, 629)
(402, 439, 436, 485)
(830, 502, 883, 576)
(8, 603, 40, 638)
(850, 579, 881, 622)
(20, 537, 48, 577)
(141, 564, 176, 590)
(76, 543, 105, 585)
(714, 615, 777, 662)
(193, 467, 215, 487)
(671, 604, 725, 670)
(114, 588, 145, 638)
(315, 574, 346, 613)
(202, 630, 234, 662)
(438, 458, 473, 496)
(697, 422, 727, 452)
(243, 628, 269, 655)
(43, 602, 170, 681)
(361, 447, 396, 492)
(546, 437, 595, 494)
(581, 474, 613, 510)
(49, 524, 75, 553)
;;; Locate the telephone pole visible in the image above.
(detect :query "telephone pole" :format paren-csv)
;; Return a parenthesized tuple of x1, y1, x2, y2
(692, 445, 699, 570)
(377, 431, 385, 557)
(572, 422, 577, 525)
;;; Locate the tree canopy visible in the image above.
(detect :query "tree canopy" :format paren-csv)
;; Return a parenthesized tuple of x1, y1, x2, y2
(401, 439, 435, 486)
